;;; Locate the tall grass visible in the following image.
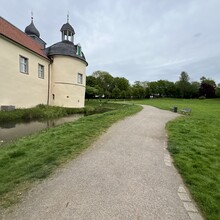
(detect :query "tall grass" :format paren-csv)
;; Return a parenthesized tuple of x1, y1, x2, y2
(133, 98, 220, 220)
(0, 102, 126, 123)
(0, 105, 84, 123)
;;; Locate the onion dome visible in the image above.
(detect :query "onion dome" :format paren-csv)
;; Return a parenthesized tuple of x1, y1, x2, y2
(25, 19, 40, 37)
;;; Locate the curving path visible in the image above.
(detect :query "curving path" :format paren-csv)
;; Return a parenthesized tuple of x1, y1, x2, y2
(2, 106, 203, 220)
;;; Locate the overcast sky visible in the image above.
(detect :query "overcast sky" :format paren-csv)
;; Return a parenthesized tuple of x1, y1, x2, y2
(1, 0, 220, 84)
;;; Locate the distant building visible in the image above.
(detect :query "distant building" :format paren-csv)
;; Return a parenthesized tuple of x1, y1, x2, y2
(0, 15, 88, 108)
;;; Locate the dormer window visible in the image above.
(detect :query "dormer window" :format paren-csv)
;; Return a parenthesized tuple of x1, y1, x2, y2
(77, 44, 82, 56)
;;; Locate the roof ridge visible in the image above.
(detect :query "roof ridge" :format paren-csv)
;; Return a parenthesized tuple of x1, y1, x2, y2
(0, 16, 28, 37)
(0, 17, 49, 60)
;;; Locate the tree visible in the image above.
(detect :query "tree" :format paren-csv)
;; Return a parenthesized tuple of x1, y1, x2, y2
(199, 77, 216, 98)
(112, 87, 121, 99)
(216, 83, 220, 98)
(86, 75, 97, 87)
(85, 86, 99, 100)
(190, 81, 200, 98)
(148, 80, 176, 97)
(132, 81, 145, 99)
(175, 71, 191, 98)
(114, 77, 130, 91)
(92, 71, 114, 98)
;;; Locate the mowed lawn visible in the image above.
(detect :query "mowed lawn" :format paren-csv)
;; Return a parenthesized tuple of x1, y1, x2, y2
(0, 102, 142, 208)
(134, 98, 220, 220)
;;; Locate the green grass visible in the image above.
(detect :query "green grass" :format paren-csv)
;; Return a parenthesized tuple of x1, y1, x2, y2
(132, 98, 220, 220)
(0, 102, 142, 207)
(0, 104, 85, 123)
(0, 101, 127, 123)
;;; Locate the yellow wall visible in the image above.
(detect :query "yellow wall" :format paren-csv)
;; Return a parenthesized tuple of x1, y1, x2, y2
(0, 37, 50, 108)
(50, 55, 86, 108)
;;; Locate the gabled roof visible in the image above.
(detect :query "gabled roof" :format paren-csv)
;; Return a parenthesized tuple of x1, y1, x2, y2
(0, 17, 48, 60)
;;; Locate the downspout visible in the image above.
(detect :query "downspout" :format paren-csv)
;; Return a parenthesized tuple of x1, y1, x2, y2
(47, 61, 51, 105)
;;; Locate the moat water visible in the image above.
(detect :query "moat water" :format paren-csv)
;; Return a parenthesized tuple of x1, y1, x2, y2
(0, 115, 82, 146)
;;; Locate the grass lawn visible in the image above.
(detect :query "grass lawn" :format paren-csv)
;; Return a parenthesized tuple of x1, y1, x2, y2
(0, 101, 142, 208)
(133, 98, 220, 220)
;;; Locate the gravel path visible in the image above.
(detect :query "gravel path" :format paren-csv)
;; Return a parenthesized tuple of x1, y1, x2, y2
(2, 106, 203, 220)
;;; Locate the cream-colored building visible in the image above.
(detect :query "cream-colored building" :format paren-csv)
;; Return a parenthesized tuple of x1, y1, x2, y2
(0, 16, 88, 109)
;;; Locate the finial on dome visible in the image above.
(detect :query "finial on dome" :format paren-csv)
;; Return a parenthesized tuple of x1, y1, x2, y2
(67, 11, 69, 23)
(25, 11, 40, 38)
(31, 10, 33, 22)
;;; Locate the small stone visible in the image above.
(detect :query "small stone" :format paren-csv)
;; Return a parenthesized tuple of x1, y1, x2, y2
(178, 185, 186, 193)
(178, 192, 191, 201)
(183, 202, 198, 212)
(188, 212, 203, 220)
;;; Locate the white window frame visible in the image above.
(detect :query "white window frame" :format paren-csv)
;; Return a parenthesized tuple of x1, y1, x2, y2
(38, 64, 44, 79)
(77, 73, 83, 84)
(19, 55, 29, 74)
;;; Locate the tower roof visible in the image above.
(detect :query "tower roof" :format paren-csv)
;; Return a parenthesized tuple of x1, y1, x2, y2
(25, 20, 40, 37)
(0, 17, 48, 59)
(60, 22, 75, 34)
(45, 40, 87, 66)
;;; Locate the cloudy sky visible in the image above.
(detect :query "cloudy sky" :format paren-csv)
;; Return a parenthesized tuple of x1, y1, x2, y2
(1, 0, 220, 84)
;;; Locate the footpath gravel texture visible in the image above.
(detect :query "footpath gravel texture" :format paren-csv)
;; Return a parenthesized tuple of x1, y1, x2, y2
(2, 106, 202, 220)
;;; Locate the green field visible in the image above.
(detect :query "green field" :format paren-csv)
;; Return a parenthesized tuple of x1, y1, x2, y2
(0, 102, 142, 207)
(133, 98, 220, 220)
(0, 99, 219, 220)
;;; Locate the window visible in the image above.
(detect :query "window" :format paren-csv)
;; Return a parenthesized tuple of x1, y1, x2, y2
(19, 56, 28, 74)
(77, 44, 81, 56)
(38, 64, 44, 79)
(77, 73, 83, 84)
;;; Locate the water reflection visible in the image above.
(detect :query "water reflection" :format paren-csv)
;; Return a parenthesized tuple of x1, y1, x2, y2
(0, 115, 82, 146)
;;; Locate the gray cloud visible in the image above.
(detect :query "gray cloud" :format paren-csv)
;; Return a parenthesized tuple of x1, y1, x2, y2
(1, 0, 220, 83)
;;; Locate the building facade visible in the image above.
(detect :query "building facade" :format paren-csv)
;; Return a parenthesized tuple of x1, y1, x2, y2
(0, 16, 88, 109)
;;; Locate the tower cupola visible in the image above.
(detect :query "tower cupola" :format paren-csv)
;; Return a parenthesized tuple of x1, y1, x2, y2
(60, 15, 75, 43)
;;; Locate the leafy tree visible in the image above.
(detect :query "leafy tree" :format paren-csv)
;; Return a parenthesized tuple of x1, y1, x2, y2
(112, 87, 121, 99)
(86, 75, 97, 87)
(216, 83, 220, 97)
(175, 71, 191, 98)
(85, 86, 99, 100)
(132, 81, 145, 99)
(92, 71, 114, 98)
(199, 77, 216, 98)
(190, 81, 200, 98)
(114, 77, 130, 91)
(148, 80, 176, 97)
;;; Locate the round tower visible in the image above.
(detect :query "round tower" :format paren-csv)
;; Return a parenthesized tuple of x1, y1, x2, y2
(46, 17, 88, 108)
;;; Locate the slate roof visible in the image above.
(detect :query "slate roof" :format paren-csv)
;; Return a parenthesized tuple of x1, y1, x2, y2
(25, 21, 40, 37)
(0, 17, 48, 59)
(45, 40, 88, 65)
(60, 22, 75, 34)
